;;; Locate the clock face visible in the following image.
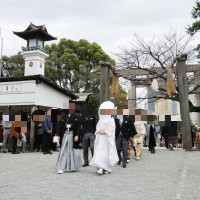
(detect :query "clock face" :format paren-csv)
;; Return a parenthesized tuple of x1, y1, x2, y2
(29, 62, 33, 67)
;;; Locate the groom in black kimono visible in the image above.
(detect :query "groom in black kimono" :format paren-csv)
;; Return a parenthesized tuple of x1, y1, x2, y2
(57, 109, 81, 149)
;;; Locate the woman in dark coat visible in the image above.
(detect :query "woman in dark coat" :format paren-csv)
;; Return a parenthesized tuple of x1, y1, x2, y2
(145, 124, 157, 153)
(166, 121, 178, 150)
(148, 125, 157, 153)
(161, 125, 168, 149)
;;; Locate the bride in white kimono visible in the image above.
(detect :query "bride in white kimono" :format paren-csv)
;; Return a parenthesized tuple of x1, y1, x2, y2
(90, 101, 119, 175)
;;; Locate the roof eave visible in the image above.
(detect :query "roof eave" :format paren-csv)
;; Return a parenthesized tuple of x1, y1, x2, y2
(0, 75, 77, 99)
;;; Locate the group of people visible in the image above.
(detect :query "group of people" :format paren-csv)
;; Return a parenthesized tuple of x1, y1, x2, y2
(2, 101, 183, 175)
(1, 113, 29, 154)
(161, 122, 197, 150)
(56, 101, 158, 175)
(0, 109, 57, 154)
(34, 109, 59, 155)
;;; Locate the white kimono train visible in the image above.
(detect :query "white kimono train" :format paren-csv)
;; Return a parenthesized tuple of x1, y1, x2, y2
(90, 116, 119, 172)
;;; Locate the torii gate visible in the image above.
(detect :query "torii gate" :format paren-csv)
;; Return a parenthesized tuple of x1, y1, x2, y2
(100, 58, 199, 149)
(115, 64, 200, 125)
(100, 62, 200, 119)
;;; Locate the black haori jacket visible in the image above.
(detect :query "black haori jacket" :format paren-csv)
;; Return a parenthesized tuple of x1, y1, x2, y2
(58, 113, 81, 149)
(79, 115, 96, 136)
(114, 116, 137, 141)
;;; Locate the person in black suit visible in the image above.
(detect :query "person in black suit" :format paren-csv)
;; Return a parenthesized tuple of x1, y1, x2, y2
(127, 115, 137, 161)
(80, 104, 96, 167)
(115, 115, 137, 168)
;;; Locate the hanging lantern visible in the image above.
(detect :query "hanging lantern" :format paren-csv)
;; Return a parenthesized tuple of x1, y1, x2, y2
(110, 73, 119, 96)
(166, 67, 175, 96)
(151, 79, 158, 92)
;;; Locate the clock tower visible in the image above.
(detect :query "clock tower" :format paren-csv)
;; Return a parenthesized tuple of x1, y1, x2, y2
(13, 23, 57, 76)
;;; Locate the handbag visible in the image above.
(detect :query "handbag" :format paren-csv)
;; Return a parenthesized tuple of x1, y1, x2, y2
(52, 136, 59, 143)
(18, 133, 23, 141)
(17, 139, 22, 147)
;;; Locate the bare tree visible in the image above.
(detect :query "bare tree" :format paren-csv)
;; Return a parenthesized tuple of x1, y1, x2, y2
(115, 28, 200, 112)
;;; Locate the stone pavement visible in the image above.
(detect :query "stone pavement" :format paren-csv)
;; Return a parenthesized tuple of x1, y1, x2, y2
(0, 147, 199, 200)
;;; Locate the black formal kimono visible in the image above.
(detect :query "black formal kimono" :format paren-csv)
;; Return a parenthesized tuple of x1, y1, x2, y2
(58, 113, 81, 149)
(56, 112, 82, 172)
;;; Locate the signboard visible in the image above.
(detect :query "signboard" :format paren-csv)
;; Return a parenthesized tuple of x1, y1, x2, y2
(0, 83, 22, 93)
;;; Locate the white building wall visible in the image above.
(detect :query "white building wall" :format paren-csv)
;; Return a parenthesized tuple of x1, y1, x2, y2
(189, 94, 197, 123)
(0, 81, 36, 106)
(173, 94, 197, 124)
(0, 80, 72, 109)
(22, 50, 48, 76)
(171, 101, 177, 115)
(155, 99, 171, 115)
(35, 82, 71, 108)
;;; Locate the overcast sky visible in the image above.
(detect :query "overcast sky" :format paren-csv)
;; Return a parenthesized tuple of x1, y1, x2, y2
(0, 0, 198, 58)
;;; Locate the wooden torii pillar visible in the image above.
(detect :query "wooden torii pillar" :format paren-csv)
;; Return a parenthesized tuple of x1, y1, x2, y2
(100, 62, 111, 104)
(176, 54, 192, 150)
(128, 79, 136, 115)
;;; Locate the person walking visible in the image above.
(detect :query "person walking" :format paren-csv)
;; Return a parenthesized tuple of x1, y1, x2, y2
(194, 127, 200, 149)
(127, 115, 137, 162)
(80, 106, 96, 167)
(145, 123, 157, 153)
(134, 120, 146, 160)
(56, 108, 82, 174)
(166, 121, 178, 151)
(115, 115, 136, 168)
(43, 109, 53, 155)
(35, 122, 43, 152)
(10, 122, 20, 154)
(161, 125, 168, 149)
(90, 101, 119, 175)
(2, 119, 12, 153)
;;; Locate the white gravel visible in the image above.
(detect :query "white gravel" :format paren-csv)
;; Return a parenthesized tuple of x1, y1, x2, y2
(0, 147, 199, 200)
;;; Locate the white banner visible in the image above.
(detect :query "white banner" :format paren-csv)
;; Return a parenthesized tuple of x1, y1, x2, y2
(0, 83, 22, 93)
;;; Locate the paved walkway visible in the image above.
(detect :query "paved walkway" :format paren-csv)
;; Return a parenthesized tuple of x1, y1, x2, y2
(0, 148, 199, 200)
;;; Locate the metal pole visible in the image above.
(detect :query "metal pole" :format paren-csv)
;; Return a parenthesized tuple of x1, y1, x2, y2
(176, 54, 192, 150)
(0, 27, 2, 78)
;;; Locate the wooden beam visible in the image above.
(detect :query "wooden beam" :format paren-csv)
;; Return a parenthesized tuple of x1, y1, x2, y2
(116, 64, 200, 77)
